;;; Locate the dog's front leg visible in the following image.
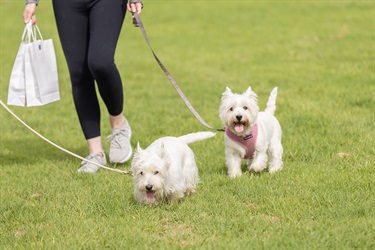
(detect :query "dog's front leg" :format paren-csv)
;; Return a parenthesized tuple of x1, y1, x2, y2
(248, 151, 268, 173)
(225, 149, 243, 178)
(167, 191, 184, 203)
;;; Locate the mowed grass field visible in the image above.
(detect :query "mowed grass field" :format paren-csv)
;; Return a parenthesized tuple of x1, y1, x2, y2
(1, 0, 374, 249)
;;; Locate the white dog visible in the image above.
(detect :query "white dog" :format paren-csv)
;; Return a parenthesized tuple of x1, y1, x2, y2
(219, 87, 283, 178)
(131, 132, 215, 205)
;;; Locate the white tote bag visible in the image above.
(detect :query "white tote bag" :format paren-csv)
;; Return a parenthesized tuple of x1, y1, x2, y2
(7, 22, 60, 107)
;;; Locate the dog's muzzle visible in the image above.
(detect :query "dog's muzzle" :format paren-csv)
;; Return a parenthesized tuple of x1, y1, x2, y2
(145, 184, 155, 199)
(233, 115, 246, 133)
(146, 184, 153, 191)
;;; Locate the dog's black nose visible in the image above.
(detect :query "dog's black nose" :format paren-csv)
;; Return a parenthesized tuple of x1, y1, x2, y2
(236, 115, 242, 121)
(146, 184, 153, 191)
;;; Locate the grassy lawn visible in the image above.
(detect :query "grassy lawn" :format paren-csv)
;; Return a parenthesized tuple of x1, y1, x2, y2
(1, 0, 374, 249)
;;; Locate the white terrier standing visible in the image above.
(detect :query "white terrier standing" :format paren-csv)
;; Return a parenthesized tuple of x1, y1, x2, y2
(219, 87, 283, 178)
(131, 132, 215, 205)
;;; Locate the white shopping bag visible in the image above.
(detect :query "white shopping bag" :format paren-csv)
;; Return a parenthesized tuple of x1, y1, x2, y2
(7, 27, 30, 106)
(7, 22, 60, 107)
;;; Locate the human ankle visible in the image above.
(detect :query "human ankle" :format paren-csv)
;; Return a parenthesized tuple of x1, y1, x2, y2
(87, 136, 103, 155)
(110, 115, 126, 129)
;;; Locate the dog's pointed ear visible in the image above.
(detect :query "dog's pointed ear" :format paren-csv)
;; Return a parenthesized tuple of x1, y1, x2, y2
(136, 142, 143, 153)
(158, 142, 171, 167)
(243, 87, 258, 100)
(131, 142, 142, 169)
(157, 142, 165, 159)
(243, 87, 252, 96)
(221, 87, 233, 101)
(223, 87, 233, 96)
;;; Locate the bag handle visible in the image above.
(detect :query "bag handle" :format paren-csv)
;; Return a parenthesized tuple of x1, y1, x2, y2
(21, 21, 34, 42)
(21, 21, 43, 43)
(33, 24, 44, 41)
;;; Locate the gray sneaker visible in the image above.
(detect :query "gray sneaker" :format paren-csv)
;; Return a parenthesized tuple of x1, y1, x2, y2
(78, 152, 106, 173)
(107, 121, 132, 164)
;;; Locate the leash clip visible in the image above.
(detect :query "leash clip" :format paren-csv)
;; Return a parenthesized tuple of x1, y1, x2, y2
(217, 127, 225, 132)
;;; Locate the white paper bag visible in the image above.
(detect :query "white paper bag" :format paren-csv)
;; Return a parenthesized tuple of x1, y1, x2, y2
(7, 22, 60, 107)
(7, 29, 29, 106)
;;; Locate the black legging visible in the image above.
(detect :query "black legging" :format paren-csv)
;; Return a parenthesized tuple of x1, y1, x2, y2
(52, 0, 127, 139)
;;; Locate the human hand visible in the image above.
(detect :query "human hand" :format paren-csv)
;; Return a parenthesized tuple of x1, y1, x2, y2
(23, 3, 37, 25)
(127, 0, 143, 17)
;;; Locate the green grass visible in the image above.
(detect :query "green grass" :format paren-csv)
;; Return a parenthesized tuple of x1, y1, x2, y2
(1, 0, 374, 249)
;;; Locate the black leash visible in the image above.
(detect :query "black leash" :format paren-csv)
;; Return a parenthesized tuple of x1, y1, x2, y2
(132, 13, 224, 132)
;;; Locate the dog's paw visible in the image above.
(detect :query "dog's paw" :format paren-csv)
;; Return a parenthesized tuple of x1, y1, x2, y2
(185, 188, 196, 196)
(228, 171, 242, 179)
(248, 164, 266, 173)
(269, 165, 283, 174)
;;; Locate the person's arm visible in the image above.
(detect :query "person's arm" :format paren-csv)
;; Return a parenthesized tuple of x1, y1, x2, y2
(23, 0, 39, 24)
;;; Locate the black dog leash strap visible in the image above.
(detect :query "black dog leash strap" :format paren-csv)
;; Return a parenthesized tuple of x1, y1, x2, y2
(132, 13, 224, 132)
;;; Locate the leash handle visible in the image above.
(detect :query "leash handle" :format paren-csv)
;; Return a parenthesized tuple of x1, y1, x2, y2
(132, 13, 224, 132)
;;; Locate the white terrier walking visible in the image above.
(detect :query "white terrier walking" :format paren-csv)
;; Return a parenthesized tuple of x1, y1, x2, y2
(131, 132, 215, 205)
(219, 87, 283, 178)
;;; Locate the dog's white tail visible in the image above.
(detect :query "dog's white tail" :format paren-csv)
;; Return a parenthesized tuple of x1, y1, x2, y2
(178, 132, 216, 144)
(264, 87, 278, 115)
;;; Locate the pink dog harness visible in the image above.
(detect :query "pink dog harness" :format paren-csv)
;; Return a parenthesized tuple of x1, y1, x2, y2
(225, 124, 258, 159)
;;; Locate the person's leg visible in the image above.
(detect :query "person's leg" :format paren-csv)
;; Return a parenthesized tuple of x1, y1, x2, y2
(52, 0, 102, 141)
(88, 0, 132, 163)
(52, 0, 105, 172)
(87, 0, 126, 119)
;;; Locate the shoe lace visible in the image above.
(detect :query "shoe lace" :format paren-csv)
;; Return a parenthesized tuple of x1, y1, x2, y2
(106, 127, 130, 149)
(81, 152, 103, 165)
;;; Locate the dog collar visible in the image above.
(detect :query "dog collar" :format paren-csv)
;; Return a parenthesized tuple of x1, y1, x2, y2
(225, 124, 258, 159)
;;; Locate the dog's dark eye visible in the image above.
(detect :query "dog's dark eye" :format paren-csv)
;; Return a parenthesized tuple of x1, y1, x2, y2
(243, 106, 248, 110)
(229, 107, 233, 111)
(140, 171, 144, 175)
(154, 171, 159, 175)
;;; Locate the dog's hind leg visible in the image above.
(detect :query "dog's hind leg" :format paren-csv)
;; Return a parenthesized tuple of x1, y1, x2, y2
(268, 141, 283, 173)
(183, 157, 199, 196)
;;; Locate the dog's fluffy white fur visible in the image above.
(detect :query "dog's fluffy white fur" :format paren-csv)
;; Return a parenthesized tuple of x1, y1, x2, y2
(219, 87, 283, 178)
(131, 132, 215, 205)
